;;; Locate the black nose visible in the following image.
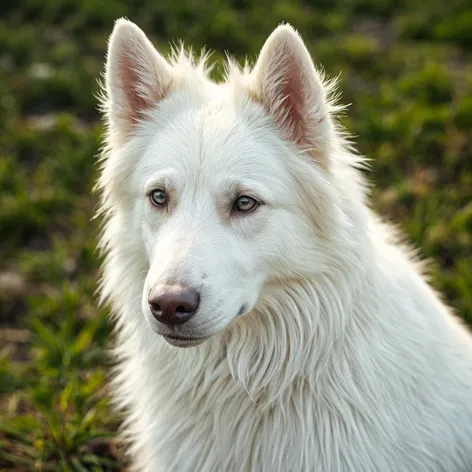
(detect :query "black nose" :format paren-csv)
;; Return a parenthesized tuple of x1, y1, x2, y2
(148, 284, 200, 325)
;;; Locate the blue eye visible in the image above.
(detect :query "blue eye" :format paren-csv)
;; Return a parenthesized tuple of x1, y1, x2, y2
(233, 196, 258, 212)
(149, 189, 167, 207)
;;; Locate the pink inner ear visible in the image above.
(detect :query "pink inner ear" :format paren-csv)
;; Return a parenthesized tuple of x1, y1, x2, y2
(118, 54, 148, 124)
(278, 60, 307, 145)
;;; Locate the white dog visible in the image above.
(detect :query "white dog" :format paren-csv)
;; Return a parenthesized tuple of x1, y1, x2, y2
(97, 19, 472, 472)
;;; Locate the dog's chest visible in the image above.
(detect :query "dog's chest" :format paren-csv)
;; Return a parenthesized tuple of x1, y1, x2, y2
(150, 370, 313, 471)
(126, 340, 472, 472)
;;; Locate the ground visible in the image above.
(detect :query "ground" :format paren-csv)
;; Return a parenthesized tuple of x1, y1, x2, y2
(0, 0, 471, 470)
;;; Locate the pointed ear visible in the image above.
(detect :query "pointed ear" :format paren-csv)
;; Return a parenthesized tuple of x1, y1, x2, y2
(105, 19, 173, 135)
(249, 25, 332, 166)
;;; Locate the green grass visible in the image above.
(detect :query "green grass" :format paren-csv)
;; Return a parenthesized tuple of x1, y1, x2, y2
(0, 0, 471, 469)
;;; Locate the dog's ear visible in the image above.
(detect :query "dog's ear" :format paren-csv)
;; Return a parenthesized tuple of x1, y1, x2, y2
(249, 24, 332, 166)
(105, 19, 173, 134)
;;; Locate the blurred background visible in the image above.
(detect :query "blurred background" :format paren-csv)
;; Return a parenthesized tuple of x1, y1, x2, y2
(0, 0, 471, 470)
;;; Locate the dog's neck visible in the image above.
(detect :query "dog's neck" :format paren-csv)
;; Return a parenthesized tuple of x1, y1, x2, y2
(224, 270, 373, 400)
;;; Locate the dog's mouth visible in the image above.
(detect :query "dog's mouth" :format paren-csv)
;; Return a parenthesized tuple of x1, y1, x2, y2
(159, 304, 249, 348)
(162, 334, 209, 348)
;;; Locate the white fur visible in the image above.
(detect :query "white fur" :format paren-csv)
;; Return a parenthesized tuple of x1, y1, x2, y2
(97, 19, 472, 472)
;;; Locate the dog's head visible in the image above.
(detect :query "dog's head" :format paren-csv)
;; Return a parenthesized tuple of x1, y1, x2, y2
(100, 20, 363, 347)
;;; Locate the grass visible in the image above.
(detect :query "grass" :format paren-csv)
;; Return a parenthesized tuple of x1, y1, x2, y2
(0, 0, 471, 469)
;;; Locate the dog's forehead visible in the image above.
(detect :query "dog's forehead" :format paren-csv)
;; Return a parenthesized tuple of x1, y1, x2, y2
(142, 95, 288, 184)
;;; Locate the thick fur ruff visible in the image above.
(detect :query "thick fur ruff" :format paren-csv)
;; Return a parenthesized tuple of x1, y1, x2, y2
(96, 20, 472, 472)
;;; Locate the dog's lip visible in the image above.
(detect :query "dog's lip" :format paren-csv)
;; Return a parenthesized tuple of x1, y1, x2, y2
(163, 334, 207, 341)
(163, 334, 208, 348)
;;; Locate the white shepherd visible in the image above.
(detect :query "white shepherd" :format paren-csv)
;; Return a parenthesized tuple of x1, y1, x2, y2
(97, 19, 472, 472)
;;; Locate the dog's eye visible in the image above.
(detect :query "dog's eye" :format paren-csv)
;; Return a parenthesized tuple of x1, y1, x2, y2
(149, 189, 167, 207)
(233, 196, 258, 213)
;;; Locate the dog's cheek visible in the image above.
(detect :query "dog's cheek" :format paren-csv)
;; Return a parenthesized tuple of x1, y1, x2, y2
(258, 211, 312, 277)
(141, 201, 171, 261)
(230, 207, 271, 242)
(139, 209, 157, 262)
